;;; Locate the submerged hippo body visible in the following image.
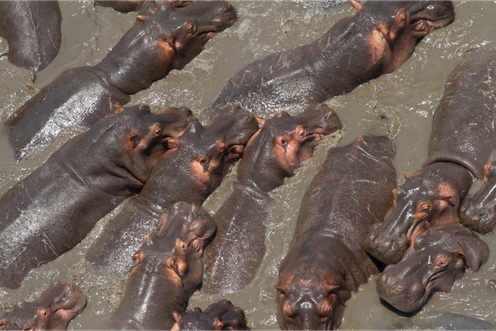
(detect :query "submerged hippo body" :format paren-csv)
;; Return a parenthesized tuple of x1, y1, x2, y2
(203, 0, 455, 118)
(5, 0, 237, 161)
(277, 135, 397, 330)
(0, 105, 192, 289)
(376, 225, 489, 313)
(86, 106, 259, 277)
(0, 1, 62, 71)
(0, 281, 86, 330)
(204, 104, 341, 296)
(95, 202, 216, 330)
(364, 49, 496, 265)
(171, 300, 247, 330)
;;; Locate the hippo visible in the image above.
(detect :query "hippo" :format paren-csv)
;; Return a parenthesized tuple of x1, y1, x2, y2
(171, 300, 247, 330)
(376, 225, 489, 313)
(203, 104, 341, 296)
(277, 135, 397, 330)
(95, 202, 216, 330)
(363, 49, 496, 265)
(0, 104, 193, 289)
(5, 0, 237, 161)
(0, 1, 61, 71)
(0, 281, 86, 330)
(202, 0, 455, 119)
(460, 161, 496, 234)
(86, 105, 259, 276)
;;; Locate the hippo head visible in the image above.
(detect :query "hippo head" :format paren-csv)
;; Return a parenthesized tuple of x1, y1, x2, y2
(364, 164, 462, 265)
(140, 105, 258, 204)
(276, 271, 350, 330)
(69, 104, 193, 197)
(237, 103, 341, 193)
(0, 281, 86, 330)
(376, 225, 488, 313)
(103, 0, 237, 94)
(171, 300, 247, 330)
(133, 202, 216, 296)
(460, 161, 496, 234)
(349, 0, 455, 74)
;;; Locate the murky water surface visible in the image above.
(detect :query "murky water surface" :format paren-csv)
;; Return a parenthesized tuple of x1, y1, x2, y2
(1, 1, 496, 329)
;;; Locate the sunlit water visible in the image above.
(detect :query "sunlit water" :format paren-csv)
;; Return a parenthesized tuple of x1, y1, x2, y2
(1, 1, 496, 330)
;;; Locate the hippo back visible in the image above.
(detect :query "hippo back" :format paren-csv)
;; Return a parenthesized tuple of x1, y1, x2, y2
(424, 49, 496, 179)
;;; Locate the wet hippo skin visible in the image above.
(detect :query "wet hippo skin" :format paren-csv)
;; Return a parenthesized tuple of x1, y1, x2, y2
(5, 0, 237, 161)
(86, 106, 260, 277)
(203, 0, 455, 118)
(203, 104, 341, 296)
(376, 225, 489, 313)
(95, 202, 216, 330)
(171, 300, 247, 330)
(0, 281, 86, 330)
(0, 1, 62, 71)
(276, 135, 397, 330)
(364, 49, 496, 265)
(0, 104, 193, 289)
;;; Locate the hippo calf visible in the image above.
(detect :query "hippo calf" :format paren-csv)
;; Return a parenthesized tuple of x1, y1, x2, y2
(6, 0, 237, 160)
(204, 104, 341, 296)
(0, 104, 193, 289)
(0, 1, 61, 71)
(203, 0, 455, 118)
(277, 135, 397, 330)
(95, 202, 216, 330)
(86, 105, 260, 276)
(171, 300, 247, 330)
(364, 49, 496, 265)
(377, 225, 489, 313)
(0, 281, 86, 330)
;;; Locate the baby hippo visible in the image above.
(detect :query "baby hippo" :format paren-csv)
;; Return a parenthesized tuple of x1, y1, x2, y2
(376, 225, 489, 313)
(171, 300, 247, 330)
(95, 202, 216, 330)
(0, 281, 86, 330)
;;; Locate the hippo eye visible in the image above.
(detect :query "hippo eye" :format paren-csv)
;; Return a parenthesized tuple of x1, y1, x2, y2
(22, 327, 34, 331)
(186, 22, 197, 36)
(279, 137, 288, 146)
(155, 128, 162, 136)
(198, 156, 208, 166)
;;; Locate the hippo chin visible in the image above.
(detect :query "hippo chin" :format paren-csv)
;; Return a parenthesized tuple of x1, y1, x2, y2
(364, 49, 496, 265)
(0, 104, 193, 289)
(277, 135, 397, 330)
(95, 202, 216, 330)
(0, 1, 62, 71)
(0, 281, 86, 331)
(5, 0, 237, 161)
(376, 225, 489, 313)
(460, 161, 496, 234)
(203, 104, 341, 296)
(203, 0, 455, 118)
(86, 105, 259, 277)
(171, 300, 247, 330)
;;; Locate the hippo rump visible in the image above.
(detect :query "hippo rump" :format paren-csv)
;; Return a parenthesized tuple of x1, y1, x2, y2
(95, 202, 216, 330)
(5, 0, 237, 161)
(0, 1, 61, 71)
(204, 104, 341, 296)
(277, 135, 397, 330)
(86, 106, 260, 277)
(202, 0, 455, 118)
(0, 281, 86, 330)
(364, 49, 496, 265)
(171, 300, 247, 330)
(0, 104, 193, 289)
(376, 225, 489, 313)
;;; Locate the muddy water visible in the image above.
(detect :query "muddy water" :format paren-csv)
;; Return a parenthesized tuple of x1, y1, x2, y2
(0, 1, 496, 330)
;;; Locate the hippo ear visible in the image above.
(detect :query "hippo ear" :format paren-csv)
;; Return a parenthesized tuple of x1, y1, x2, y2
(350, 0, 363, 11)
(214, 317, 224, 330)
(167, 138, 180, 150)
(126, 131, 143, 151)
(402, 170, 411, 180)
(457, 231, 489, 271)
(172, 311, 181, 323)
(0, 317, 5, 326)
(394, 8, 410, 28)
(255, 116, 266, 126)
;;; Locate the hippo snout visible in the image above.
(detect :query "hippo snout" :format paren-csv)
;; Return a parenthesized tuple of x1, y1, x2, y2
(363, 225, 408, 265)
(460, 198, 496, 234)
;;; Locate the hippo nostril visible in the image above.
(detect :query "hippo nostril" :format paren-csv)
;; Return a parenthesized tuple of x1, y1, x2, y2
(382, 241, 391, 248)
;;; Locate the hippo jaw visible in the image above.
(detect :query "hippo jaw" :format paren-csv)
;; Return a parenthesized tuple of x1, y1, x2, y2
(460, 162, 496, 234)
(408, 2, 456, 31)
(0, 281, 86, 331)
